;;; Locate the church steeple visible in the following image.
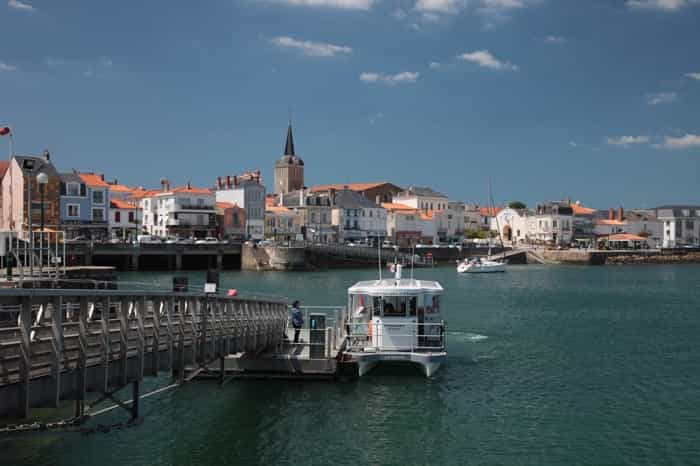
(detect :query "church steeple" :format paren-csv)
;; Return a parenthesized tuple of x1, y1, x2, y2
(284, 124, 295, 156)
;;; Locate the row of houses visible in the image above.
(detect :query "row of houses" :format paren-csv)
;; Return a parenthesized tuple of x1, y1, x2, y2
(1, 150, 697, 249)
(488, 201, 700, 248)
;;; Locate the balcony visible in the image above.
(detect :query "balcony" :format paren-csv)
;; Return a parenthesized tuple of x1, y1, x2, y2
(176, 204, 214, 211)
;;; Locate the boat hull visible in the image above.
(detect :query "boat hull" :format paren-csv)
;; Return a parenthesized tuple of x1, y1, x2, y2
(349, 351, 446, 377)
(457, 261, 506, 273)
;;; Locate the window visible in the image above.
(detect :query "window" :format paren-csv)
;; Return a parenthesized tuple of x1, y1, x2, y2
(197, 215, 205, 224)
(92, 208, 105, 221)
(128, 212, 135, 223)
(369, 210, 373, 218)
(353, 220, 358, 229)
(197, 198, 204, 206)
(115, 211, 121, 222)
(553, 220, 558, 228)
(321, 213, 328, 223)
(92, 189, 105, 204)
(66, 182, 81, 197)
(67, 204, 80, 218)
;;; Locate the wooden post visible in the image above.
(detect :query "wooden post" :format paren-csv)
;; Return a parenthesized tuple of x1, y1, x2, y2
(165, 297, 175, 377)
(118, 298, 129, 386)
(135, 296, 146, 379)
(177, 298, 186, 383)
(100, 296, 111, 392)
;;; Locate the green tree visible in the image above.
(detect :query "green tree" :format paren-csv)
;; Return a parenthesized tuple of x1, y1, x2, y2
(508, 201, 527, 209)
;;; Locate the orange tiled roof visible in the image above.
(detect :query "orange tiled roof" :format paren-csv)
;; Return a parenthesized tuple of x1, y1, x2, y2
(110, 199, 137, 209)
(79, 173, 110, 187)
(128, 189, 159, 199)
(216, 201, 239, 209)
(266, 206, 294, 214)
(595, 219, 627, 226)
(382, 202, 417, 213)
(169, 185, 212, 195)
(419, 213, 434, 221)
(572, 204, 597, 215)
(310, 182, 391, 193)
(606, 233, 648, 241)
(109, 184, 135, 193)
(479, 207, 501, 216)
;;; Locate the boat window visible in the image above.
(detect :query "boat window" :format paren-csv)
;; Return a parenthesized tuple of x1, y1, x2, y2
(427, 295, 441, 314)
(409, 296, 417, 316)
(373, 296, 382, 316)
(382, 296, 406, 317)
(351, 294, 371, 318)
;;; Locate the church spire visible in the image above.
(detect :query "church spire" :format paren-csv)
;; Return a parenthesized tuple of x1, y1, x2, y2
(284, 123, 295, 156)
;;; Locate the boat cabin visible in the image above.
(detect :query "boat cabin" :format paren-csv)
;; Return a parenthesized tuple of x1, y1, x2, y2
(347, 267, 444, 353)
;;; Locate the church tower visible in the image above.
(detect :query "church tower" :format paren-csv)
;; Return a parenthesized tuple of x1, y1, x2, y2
(274, 123, 304, 195)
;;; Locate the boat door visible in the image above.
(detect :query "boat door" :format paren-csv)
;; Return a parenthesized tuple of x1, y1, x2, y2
(417, 306, 425, 348)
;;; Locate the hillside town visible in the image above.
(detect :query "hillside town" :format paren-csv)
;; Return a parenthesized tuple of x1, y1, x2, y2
(1, 124, 699, 251)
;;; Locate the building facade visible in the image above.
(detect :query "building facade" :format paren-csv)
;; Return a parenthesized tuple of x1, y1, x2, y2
(656, 205, 700, 247)
(215, 177, 266, 240)
(109, 198, 140, 241)
(265, 205, 301, 242)
(330, 188, 387, 242)
(216, 201, 246, 239)
(273, 124, 304, 195)
(281, 188, 335, 243)
(141, 183, 216, 238)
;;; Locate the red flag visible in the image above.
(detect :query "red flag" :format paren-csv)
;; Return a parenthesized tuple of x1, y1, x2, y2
(0, 127, 10, 136)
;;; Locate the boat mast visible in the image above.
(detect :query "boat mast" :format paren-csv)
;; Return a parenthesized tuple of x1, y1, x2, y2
(489, 177, 506, 261)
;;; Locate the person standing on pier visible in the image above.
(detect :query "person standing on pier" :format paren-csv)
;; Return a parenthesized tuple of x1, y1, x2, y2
(291, 300, 304, 343)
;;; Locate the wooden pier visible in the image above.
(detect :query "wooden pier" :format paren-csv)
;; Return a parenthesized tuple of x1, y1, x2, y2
(0, 289, 288, 419)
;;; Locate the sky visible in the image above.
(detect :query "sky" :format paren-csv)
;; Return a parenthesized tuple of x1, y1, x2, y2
(1, 0, 699, 209)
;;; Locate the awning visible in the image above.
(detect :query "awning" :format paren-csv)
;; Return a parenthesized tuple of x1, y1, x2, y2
(604, 233, 648, 242)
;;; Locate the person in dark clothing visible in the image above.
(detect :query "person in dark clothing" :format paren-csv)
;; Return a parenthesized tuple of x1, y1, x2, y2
(291, 300, 304, 343)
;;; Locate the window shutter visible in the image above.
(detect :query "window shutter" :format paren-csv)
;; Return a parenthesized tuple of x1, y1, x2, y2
(80, 184, 87, 197)
(60, 182, 66, 196)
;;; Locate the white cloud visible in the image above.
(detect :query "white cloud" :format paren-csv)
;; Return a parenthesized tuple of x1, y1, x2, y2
(429, 61, 441, 69)
(686, 72, 700, 81)
(606, 135, 650, 147)
(8, 0, 35, 11)
(656, 134, 700, 150)
(646, 92, 678, 106)
(269, 36, 352, 57)
(369, 112, 385, 124)
(544, 35, 566, 43)
(408, 22, 421, 30)
(457, 50, 518, 71)
(360, 71, 419, 84)
(392, 7, 408, 19)
(626, 0, 699, 11)
(568, 141, 578, 147)
(415, 0, 466, 14)
(0, 61, 17, 71)
(101, 57, 113, 67)
(264, 0, 376, 10)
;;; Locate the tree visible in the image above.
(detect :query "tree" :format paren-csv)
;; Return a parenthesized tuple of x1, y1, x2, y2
(508, 201, 527, 209)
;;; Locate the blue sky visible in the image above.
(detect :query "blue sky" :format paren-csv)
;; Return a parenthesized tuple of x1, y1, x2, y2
(1, 0, 699, 208)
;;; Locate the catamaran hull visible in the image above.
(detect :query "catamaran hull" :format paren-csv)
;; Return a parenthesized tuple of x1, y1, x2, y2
(350, 351, 446, 377)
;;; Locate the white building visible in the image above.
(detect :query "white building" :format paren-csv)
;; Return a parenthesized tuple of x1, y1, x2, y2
(331, 188, 387, 242)
(109, 198, 141, 241)
(265, 206, 301, 241)
(492, 207, 532, 245)
(141, 183, 216, 238)
(215, 178, 265, 240)
(393, 186, 448, 212)
(656, 205, 700, 248)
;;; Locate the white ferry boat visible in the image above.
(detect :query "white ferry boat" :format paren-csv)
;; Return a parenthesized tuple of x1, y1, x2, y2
(344, 265, 446, 377)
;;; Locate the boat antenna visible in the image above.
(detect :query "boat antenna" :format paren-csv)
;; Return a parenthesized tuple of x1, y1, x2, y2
(377, 234, 382, 280)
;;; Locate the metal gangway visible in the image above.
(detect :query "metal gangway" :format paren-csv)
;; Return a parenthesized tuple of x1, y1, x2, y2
(0, 229, 67, 284)
(0, 289, 288, 420)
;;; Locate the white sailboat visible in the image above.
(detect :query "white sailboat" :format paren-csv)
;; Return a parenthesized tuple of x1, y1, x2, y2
(458, 179, 507, 274)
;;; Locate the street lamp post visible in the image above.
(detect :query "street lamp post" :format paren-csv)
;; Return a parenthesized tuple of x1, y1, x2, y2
(36, 172, 48, 270)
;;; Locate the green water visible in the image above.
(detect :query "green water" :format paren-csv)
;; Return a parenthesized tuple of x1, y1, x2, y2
(5, 265, 700, 465)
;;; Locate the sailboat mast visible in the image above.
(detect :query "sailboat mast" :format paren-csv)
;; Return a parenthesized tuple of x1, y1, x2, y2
(489, 177, 506, 261)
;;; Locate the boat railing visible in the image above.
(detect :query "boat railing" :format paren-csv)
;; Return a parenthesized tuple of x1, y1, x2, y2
(282, 305, 347, 359)
(345, 321, 445, 353)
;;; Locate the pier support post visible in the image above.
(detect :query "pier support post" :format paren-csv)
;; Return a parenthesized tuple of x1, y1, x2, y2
(130, 379, 140, 422)
(216, 253, 223, 270)
(131, 254, 139, 271)
(175, 254, 182, 272)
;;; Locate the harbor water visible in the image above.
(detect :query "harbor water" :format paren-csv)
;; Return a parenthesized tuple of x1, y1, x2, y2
(5, 265, 700, 465)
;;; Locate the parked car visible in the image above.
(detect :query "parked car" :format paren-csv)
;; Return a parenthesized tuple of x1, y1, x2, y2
(136, 235, 161, 244)
(65, 236, 87, 243)
(195, 237, 219, 245)
(177, 238, 195, 245)
(257, 240, 272, 247)
(164, 237, 178, 244)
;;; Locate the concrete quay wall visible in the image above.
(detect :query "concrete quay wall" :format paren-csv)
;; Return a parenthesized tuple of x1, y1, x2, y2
(241, 244, 306, 271)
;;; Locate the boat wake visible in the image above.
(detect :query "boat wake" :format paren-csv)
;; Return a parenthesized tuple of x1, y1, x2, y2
(448, 331, 489, 342)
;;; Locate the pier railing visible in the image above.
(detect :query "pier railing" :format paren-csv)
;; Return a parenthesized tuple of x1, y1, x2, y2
(0, 289, 288, 419)
(345, 321, 445, 353)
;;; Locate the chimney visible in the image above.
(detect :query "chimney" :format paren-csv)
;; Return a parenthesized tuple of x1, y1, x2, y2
(42, 149, 50, 161)
(112, 179, 118, 185)
(100, 174, 104, 181)
(330, 188, 337, 206)
(161, 178, 170, 192)
(618, 206, 624, 221)
(226, 175, 231, 188)
(376, 195, 381, 204)
(186, 181, 191, 190)
(299, 190, 304, 206)
(216, 176, 222, 189)
(608, 208, 615, 220)
(233, 176, 238, 186)
(279, 191, 284, 206)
